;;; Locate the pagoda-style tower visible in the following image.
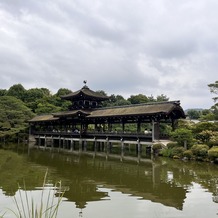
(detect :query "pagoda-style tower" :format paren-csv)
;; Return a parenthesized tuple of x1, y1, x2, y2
(61, 82, 109, 110)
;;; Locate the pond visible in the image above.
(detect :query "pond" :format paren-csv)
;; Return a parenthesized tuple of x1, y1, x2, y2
(0, 145, 218, 218)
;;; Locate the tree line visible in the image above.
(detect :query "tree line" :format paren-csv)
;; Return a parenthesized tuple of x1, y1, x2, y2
(0, 83, 169, 141)
(0, 81, 217, 143)
(0, 84, 170, 114)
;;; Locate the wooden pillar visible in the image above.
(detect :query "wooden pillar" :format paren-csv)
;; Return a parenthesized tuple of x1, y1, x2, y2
(108, 122, 112, 132)
(122, 120, 125, 133)
(137, 121, 141, 133)
(39, 137, 41, 147)
(94, 122, 98, 132)
(44, 136, 47, 149)
(152, 120, 160, 141)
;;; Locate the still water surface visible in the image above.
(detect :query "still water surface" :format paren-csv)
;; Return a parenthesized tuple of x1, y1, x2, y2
(0, 146, 218, 218)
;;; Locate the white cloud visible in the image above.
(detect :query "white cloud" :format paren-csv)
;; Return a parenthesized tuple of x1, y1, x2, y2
(0, 0, 218, 109)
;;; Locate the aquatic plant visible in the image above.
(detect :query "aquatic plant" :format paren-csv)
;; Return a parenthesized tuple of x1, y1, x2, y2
(7, 170, 64, 218)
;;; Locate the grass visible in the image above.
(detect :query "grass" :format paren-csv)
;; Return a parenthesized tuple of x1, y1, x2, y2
(4, 170, 64, 218)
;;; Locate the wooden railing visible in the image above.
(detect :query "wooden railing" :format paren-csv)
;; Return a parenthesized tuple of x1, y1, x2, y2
(31, 130, 154, 142)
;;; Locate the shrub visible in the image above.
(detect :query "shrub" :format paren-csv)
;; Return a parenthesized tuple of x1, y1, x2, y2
(170, 128, 194, 148)
(160, 146, 185, 158)
(160, 148, 173, 157)
(171, 146, 185, 158)
(196, 130, 215, 144)
(183, 150, 193, 159)
(191, 144, 209, 158)
(167, 142, 178, 149)
(208, 132, 218, 147)
(152, 143, 163, 151)
(208, 146, 218, 161)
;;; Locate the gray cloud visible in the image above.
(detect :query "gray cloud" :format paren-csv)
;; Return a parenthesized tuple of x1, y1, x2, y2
(0, 0, 218, 109)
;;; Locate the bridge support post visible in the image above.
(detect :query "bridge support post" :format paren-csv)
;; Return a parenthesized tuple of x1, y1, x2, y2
(70, 139, 73, 151)
(120, 139, 124, 161)
(137, 140, 141, 163)
(84, 140, 87, 152)
(58, 136, 61, 152)
(39, 137, 41, 147)
(44, 136, 47, 150)
(79, 139, 82, 152)
(152, 121, 160, 141)
(51, 136, 54, 150)
(93, 138, 97, 158)
(106, 138, 109, 160)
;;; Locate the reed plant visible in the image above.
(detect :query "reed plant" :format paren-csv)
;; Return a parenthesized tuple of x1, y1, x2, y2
(7, 170, 64, 218)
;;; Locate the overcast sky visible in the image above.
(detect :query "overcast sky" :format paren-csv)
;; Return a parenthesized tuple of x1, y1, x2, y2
(0, 0, 217, 109)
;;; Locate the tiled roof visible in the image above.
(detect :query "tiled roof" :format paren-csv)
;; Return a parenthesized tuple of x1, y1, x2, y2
(29, 101, 185, 123)
(61, 85, 109, 100)
(29, 115, 59, 122)
(87, 101, 185, 118)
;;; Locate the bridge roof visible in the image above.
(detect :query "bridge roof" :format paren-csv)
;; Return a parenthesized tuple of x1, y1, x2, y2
(29, 101, 185, 123)
(29, 114, 59, 123)
(87, 101, 185, 119)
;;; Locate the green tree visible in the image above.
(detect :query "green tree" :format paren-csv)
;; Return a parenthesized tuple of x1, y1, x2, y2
(107, 94, 130, 106)
(40, 88, 51, 97)
(211, 103, 218, 120)
(208, 81, 218, 120)
(156, 94, 169, 102)
(128, 94, 149, 104)
(0, 89, 7, 96)
(7, 84, 26, 101)
(199, 109, 215, 121)
(23, 88, 46, 112)
(0, 96, 34, 138)
(208, 80, 218, 102)
(35, 102, 62, 114)
(187, 109, 201, 119)
(55, 88, 72, 97)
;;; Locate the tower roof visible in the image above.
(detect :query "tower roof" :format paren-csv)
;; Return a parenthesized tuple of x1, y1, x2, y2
(61, 85, 109, 101)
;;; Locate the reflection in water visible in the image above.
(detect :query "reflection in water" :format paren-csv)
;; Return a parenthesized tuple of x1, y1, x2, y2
(27, 150, 187, 209)
(1, 147, 218, 218)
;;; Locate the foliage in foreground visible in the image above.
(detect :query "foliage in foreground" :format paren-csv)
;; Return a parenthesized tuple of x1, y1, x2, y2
(5, 170, 64, 218)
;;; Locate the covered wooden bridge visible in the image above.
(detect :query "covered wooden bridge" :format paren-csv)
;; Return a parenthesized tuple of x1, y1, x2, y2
(29, 84, 185, 158)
